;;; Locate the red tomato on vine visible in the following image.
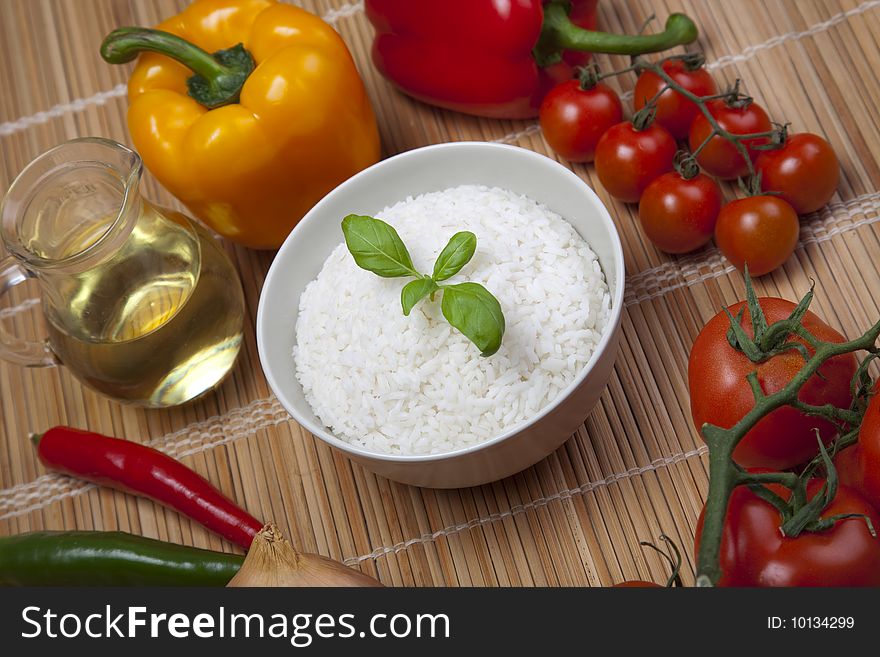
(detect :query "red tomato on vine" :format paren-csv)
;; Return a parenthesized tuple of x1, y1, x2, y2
(594, 119, 676, 203)
(836, 391, 880, 512)
(540, 80, 623, 163)
(638, 170, 722, 253)
(633, 58, 718, 140)
(755, 132, 840, 215)
(688, 296, 857, 469)
(689, 98, 772, 179)
(695, 480, 880, 586)
(714, 195, 799, 276)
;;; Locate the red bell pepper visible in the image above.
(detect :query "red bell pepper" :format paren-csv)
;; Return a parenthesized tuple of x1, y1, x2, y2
(33, 427, 263, 550)
(365, 0, 698, 119)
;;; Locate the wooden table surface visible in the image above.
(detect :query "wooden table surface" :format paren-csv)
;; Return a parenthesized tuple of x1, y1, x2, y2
(2, 0, 880, 586)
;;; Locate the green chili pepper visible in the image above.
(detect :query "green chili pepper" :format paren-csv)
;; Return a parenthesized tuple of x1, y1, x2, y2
(0, 531, 243, 586)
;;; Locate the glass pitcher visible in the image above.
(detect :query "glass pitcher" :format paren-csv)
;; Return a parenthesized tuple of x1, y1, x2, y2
(0, 137, 245, 408)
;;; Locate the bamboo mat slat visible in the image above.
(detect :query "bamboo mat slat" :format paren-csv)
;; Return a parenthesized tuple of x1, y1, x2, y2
(2, 0, 880, 586)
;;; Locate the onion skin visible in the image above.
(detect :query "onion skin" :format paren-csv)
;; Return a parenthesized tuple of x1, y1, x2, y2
(227, 523, 383, 587)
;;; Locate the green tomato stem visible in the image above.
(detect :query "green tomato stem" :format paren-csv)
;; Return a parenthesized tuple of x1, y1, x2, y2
(736, 470, 799, 487)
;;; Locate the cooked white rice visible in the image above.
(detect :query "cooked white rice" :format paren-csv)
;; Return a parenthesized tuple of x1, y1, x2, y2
(293, 185, 610, 455)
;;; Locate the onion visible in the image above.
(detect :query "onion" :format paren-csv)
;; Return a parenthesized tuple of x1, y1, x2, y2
(227, 522, 383, 587)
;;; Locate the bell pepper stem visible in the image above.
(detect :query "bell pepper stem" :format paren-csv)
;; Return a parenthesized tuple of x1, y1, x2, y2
(100, 27, 255, 109)
(101, 28, 228, 77)
(536, 2, 698, 65)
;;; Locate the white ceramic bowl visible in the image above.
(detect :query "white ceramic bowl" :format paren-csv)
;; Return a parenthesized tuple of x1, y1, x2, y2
(257, 142, 625, 488)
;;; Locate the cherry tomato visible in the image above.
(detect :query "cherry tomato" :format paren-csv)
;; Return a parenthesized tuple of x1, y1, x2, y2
(689, 297, 857, 469)
(594, 122, 677, 203)
(539, 80, 623, 163)
(688, 99, 772, 179)
(695, 480, 880, 586)
(633, 60, 718, 140)
(836, 392, 880, 511)
(714, 196, 799, 276)
(755, 133, 840, 215)
(638, 171, 722, 253)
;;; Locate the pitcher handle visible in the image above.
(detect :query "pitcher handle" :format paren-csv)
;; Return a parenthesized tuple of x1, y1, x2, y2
(0, 256, 57, 367)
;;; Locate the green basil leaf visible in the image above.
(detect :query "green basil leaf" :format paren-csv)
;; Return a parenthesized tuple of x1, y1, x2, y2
(341, 214, 417, 278)
(440, 282, 505, 357)
(401, 278, 438, 316)
(432, 231, 477, 281)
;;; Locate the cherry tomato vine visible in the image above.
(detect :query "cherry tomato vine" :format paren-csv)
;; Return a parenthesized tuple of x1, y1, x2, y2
(543, 47, 840, 274)
(541, 39, 855, 586)
(594, 52, 786, 185)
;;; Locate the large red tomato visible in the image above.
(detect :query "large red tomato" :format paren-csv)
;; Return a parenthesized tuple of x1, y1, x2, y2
(836, 392, 880, 511)
(695, 480, 880, 586)
(633, 59, 718, 140)
(689, 297, 857, 469)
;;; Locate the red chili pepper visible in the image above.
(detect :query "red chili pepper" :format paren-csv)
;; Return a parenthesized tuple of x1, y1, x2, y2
(365, 0, 698, 119)
(33, 427, 263, 550)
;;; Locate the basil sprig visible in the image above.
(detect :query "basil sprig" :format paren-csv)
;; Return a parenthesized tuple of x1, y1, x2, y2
(341, 214, 505, 357)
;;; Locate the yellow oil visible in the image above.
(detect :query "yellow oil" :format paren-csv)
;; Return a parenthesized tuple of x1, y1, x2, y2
(42, 201, 244, 407)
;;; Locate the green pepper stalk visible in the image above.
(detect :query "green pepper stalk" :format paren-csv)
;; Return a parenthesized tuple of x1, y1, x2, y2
(100, 28, 255, 109)
(535, 2, 698, 65)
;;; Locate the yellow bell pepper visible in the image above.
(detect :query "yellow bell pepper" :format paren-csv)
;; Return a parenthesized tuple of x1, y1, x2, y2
(101, 0, 380, 249)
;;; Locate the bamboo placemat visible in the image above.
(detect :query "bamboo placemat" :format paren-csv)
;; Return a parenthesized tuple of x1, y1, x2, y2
(2, 0, 880, 586)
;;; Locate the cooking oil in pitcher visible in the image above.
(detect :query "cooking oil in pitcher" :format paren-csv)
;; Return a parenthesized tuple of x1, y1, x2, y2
(43, 204, 245, 406)
(0, 138, 244, 407)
